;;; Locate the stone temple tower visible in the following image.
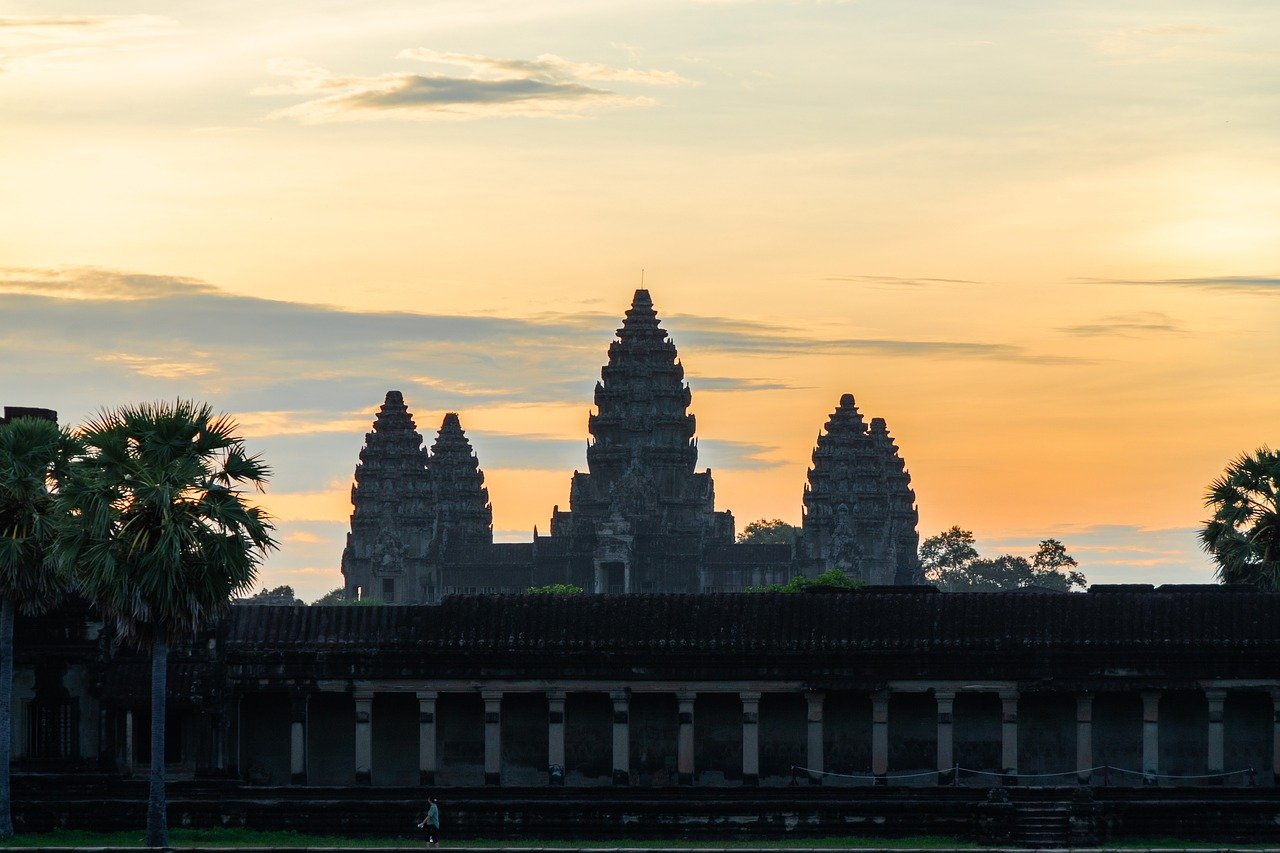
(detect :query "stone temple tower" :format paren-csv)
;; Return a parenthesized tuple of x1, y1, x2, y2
(550, 289, 734, 592)
(801, 393, 920, 585)
(426, 412, 493, 552)
(340, 390, 435, 604)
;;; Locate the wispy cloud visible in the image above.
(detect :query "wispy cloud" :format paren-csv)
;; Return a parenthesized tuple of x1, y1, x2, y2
(0, 266, 218, 300)
(258, 48, 687, 122)
(1083, 275, 1280, 295)
(0, 14, 178, 71)
(821, 274, 980, 287)
(96, 353, 219, 379)
(1058, 311, 1185, 338)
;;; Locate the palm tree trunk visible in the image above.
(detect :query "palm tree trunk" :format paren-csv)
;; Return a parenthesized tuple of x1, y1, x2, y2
(0, 598, 14, 838)
(145, 638, 168, 848)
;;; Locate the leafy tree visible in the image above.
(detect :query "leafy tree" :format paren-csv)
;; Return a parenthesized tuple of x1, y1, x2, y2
(1030, 539, 1086, 591)
(747, 568, 863, 593)
(247, 584, 299, 605)
(311, 587, 350, 605)
(919, 526, 979, 583)
(1200, 447, 1280, 589)
(0, 415, 77, 838)
(59, 402, 275, 847)
(310, 587, 384, 606)
(737, 519, 799, 545)
(921, 528, 1086, 592)
(527, 583, 584, 595)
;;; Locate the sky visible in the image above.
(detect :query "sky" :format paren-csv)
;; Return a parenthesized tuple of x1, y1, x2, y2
(2, 1, 1277, 601)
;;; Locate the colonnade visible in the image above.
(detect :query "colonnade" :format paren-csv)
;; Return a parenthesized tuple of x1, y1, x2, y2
(245, 680, 1280, 787)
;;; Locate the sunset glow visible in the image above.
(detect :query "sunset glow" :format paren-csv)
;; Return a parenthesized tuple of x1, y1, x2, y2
(3, 1, 1277, 599)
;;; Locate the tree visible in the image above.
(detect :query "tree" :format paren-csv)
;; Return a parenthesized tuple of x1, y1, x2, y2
(311, 587, 350, 605)
(310, 587, 384, 606)
(247, 584, 299, 605)
(1030, 538, 1086, 591)
(0, 415, 77, 838)
(1200, 447, 1280, 589)
(746, 568, 863, 593)
(920, 527, 1086, 592)
(919, 526, 979, 585)
(59, 402, 275, 847)
(737, 519, 799, 545)
(526, 584, 584, 595)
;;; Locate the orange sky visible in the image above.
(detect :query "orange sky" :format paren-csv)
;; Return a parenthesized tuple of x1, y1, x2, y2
(1, 1, 1277, 598)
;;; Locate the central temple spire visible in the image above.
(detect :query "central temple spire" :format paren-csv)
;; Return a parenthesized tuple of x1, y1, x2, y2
(587, 289, 697, 477)
(552, 289, 734, 570)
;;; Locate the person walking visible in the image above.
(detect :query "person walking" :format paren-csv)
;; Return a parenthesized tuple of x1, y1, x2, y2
(417, 796, 441, 848)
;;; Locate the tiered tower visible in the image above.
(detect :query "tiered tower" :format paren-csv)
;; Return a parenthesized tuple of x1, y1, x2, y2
(427, 412, 493, 551)
(340, 390, 435, 603)
(550, 289, 733, 593)
(552, 289, 732, 540)
(802, 393, 920, 585)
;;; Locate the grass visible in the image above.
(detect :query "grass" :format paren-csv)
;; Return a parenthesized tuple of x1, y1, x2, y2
(0, 829, 978, 849)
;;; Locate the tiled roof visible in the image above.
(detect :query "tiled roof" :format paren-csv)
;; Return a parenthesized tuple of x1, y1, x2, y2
(223, 587, 1280, 652)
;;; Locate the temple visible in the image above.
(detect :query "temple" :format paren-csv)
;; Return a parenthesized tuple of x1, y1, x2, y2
(340, 289, 921, 601)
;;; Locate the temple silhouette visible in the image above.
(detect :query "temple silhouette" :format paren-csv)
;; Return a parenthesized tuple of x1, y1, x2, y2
(341, 290, 921, 602)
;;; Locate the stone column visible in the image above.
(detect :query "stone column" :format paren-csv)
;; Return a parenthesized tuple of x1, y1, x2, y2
(354, 691, 373, 785)
(289, 694, 308, 785)
(677, 692, 695, 786)
(1000, 690, 1019, 785)
(417, 691, 437, 786)
(935, 690, 955, 785)
(610, 690, 630, 786)
(871, 690, 889, 784)
(1205, 689, 1226, 783)
(805, 691, 824, 785)
(1272, 688, 1280, 786)
(1076, 693, 1093, 785)
(1141, 691, 1160, 784)
(212, 711, 226, 772)
(547, 690, 566, 786)
(483, 691, 502, 786)
(741, 691, 761, 786)
(124, 708, 136, 774)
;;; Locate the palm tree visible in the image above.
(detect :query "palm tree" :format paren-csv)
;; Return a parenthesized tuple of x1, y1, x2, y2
(1200, 447, 1280, 589)
(59, 402, 275, 847)
(0, 413, 76, 838)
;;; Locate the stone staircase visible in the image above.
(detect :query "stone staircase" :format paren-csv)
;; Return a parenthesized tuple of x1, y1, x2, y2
(1011, 801, 1071, 848)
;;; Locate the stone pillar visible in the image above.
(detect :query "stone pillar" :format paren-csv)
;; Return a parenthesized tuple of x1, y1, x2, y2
(805, 691, 824, 785)
(871, 690, 889, 784)
(289, 694, 308, 785)
(1000, 690, 1019, 785)
(677, 691, 695, 786)
(1272, 688, 1280, 786)
(124, 708, 136, 773)
(483, 691, 502, 786)
(212, 711, 226, 772)
(1141, 691, 1160, 784)
(547, 690, 566, 786)
(417, 691, 437, 786)
(935, 690, 955, 785)
(610, 690, 630, 786)
(354, 691, 373, 785)
(1076, 693, 1093, 785)
(1206, 689, 1226, 783)
(741, 691, 761, 786)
